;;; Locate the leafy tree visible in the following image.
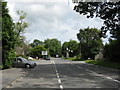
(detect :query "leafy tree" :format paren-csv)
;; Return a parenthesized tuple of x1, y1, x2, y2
(74, 2, 120, 39)
(104, 39, 120, 62)
(62, 40, 79, 57)
(30, 39, 44, 47)
(2, 2, 29, 68)
(15, 36, 31, 56)
(29, 45, 47, 58)
(15, 10, 28, 38)
(2, 2, 17, 68)
(74, 2, 120, 61)
(44, 38, 62, 57)
(77, 28, 103, 59)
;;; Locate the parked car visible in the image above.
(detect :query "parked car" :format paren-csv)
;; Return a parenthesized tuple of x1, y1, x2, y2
(45, 55, 50, 60)
(12, 57, 37, 68)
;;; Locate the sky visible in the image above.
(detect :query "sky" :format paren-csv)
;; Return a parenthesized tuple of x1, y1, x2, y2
(6, 0, 108, 44)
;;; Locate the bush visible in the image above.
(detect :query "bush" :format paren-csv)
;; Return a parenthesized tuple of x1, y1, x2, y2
(104, 39, 120, 62)
(67, 57, 85, 61)
(2, 50, 16, 69)
(29, 45, 47, 58)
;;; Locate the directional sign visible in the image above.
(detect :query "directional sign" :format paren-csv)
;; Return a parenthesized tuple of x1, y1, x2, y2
(42, 51, 48, 55)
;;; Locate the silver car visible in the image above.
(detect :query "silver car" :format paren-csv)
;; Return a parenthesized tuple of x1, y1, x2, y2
(13, 57, 37, 68)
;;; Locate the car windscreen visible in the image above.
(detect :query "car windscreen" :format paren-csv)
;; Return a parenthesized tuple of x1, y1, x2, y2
(20, 58, 30, 63)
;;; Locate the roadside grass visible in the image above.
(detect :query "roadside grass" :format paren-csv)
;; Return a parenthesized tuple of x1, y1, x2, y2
(66, 57, 85, 61)
(85, 60, 120, 70)
(0, 65, 2, 69)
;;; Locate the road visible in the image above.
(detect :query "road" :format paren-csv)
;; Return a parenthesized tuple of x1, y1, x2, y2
(3, 58, 120, 90)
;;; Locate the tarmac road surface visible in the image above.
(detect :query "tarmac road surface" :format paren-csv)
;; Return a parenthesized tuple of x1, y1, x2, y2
(2, 58, 120, 90)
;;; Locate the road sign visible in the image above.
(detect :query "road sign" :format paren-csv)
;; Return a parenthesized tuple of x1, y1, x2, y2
(42, 51, 48, 55)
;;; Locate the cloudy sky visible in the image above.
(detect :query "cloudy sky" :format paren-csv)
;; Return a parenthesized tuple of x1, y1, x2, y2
(6, 0, 107, 44)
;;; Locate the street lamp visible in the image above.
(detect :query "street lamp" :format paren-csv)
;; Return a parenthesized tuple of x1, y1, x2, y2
(66, 48, 69, 58)
(66, 48, 73, 58)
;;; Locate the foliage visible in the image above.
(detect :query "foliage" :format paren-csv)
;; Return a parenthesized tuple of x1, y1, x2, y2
(77, 28, 103, 60)
(29, 45, 47, 58)
(66, 57, 85, 61)
(62, 40, 79, 57)
(74, 2, 120, 39)
(103, 39, 120, 62)
(30, 39, 44, 47)
(85, 60, 120, 70)
(15, 11, 28, 38)
(74, 2, 120, 62)
(2, 2, 17, 68)
(2, 2, 29, 69)
(44, 38, 62, 57)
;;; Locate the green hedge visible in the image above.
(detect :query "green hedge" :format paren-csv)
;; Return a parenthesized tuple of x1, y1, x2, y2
(66, 57, 85, 61)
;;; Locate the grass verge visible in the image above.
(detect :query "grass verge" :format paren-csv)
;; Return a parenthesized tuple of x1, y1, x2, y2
(0, 65, 3, 69)
(66, 57, 85, 61)
(85, 60, 120, 70)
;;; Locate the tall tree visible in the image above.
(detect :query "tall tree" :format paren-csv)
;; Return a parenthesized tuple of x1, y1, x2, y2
(29, 45, 47, 58)
(2, 2, 17, 68)
(44, 38, 62, 57)
(30, 39, 44, 47)
(104, 39, 120, 62)
(74, 2, 120, 61)
(62, 40, 79, 57)
(15, 11, 28, 38)
(74, 2, 120, 39)
(77, 28, 103, 59)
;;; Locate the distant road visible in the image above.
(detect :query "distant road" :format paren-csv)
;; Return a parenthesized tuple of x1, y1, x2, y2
(3, 58, 120, 89)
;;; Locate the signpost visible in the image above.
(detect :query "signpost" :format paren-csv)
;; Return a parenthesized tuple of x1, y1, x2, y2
(42, 51, 48, 59)
(42, 51, 48, 55)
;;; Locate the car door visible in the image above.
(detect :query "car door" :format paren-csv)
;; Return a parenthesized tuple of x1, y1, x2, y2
(16, 58, 23, 67)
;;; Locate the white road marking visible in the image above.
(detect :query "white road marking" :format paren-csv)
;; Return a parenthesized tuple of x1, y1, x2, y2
(76, 65, 120, 83)
(113, 79, 120, 83)
(58, 79, 61, 83)
(60, 85, 63, 90)
(107, 77, 112, 79)
(56, 73, 59, 76)
(57, 75, 60, 78)
(51, 61, 52, 63)
(52, 60, 64, 90)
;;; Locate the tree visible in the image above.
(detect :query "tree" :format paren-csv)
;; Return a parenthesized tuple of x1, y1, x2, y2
(62, 40, 79, 57)
(15, 36, 31, 56)
(74, 2, 120, 39)
(30, 39, 44, 47)
(104, 39, 120, 62)
(2, 2, 17, 68)
(2, 2, 29, 68)
(29, 45, 47, 58)
(15, 11, 28, 38)
(44, 38, 62, 57)
(74, 2, 120, 61)
(77, 28, 103, 59)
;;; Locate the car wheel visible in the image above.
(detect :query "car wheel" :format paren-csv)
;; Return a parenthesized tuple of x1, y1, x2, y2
(25, 64, 31, 68)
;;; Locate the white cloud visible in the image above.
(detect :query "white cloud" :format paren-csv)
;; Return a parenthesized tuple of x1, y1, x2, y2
(6, 1, 104, 44)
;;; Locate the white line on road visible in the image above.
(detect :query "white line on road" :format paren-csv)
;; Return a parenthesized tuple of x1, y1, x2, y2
(76, 65, 120, 83)
(57, 75, 60, 78)
(52, 60, 64, 90)
(56, 73, 59, 76)
(107, 77, 112, 79)
(58, 79, 61, 83)
(107, 77, 120, 83)
(113, 79, 120, 83)
(60, 85, 63, 90)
